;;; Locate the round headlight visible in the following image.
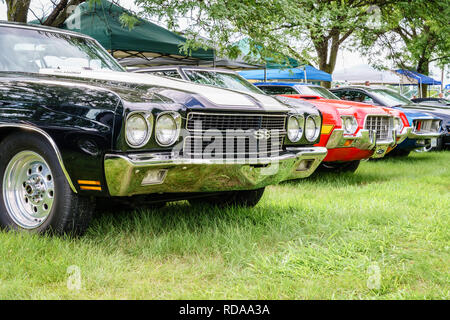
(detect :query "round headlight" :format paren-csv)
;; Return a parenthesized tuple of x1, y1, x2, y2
(287, 116, 303, 142)
(155, 112, 180, 146)
(341, 116, 358, 134)
(305, 116, 319, 142)
(126, 113, 149, 147)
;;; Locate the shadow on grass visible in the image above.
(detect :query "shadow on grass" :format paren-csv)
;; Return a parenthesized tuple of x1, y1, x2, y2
(281, 170, 393, 187)
(87, 198, 301, 241)
(371, 153, 437, 164)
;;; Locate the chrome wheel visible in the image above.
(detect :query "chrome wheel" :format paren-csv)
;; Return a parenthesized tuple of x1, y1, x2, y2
(2, 151, 55, 229)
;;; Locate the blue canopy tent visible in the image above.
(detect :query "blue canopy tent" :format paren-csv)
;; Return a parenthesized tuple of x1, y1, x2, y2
(395, 69, 442, 85)
(395, 69, 442, 98)
(239, 65, 332, 82)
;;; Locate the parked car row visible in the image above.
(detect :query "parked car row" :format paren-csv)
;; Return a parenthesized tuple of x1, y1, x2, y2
(0, 22, 446, 235)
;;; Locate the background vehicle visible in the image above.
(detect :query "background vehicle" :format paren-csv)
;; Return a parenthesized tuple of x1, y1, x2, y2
(0, 22, 327, 235)
(331, 86, 446, 154)
(254, 83, 408, 172)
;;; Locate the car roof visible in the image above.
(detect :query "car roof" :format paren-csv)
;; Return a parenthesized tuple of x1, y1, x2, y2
(254, 82, 321, 87)
(0, 20, 95, 40)
(331, 85, 390, 91)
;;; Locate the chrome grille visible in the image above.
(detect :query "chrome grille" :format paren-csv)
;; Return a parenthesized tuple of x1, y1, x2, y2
(184, 135, 284, 158)
(185, 112, 286, 159)
(414, 119, 441, 133)
(365, 116, 393, 142)
(186, 112, 286, 132)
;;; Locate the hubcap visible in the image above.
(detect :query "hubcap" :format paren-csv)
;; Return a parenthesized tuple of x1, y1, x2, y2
(3, 151, 55, 229)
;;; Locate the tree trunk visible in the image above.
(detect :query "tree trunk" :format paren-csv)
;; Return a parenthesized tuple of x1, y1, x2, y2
(43, 0, 86, 27)
(417, 59, 430, 98)
(314, 35, 340, 89)
(6, 0, 31, 23)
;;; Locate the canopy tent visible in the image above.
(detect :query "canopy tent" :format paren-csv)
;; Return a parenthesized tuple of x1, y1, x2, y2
(395, 69, 442, 85)
(333, 64, 416, 85)
(60, 0, 214, 65)
(238, 65, 332, 82)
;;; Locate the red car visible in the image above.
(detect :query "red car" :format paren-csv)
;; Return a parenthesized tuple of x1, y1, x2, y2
(256, 83, 411, 172)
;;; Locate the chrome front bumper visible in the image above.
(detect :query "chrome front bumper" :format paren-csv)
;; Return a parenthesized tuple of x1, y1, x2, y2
(104, 147, 328, 196)
(325, 127, 411, 158)
(407, 130, 443, 140)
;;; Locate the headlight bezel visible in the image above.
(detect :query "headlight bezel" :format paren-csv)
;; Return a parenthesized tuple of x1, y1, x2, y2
(305, 115, 321, 142)
(340, 115, 358, 135)
(125, 111, 153, 148)
(155, 111, 182, 147)
(287, 114, 304, 143)
(394, 117, 404, 134)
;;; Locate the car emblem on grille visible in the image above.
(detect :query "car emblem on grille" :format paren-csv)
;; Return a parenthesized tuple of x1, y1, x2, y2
(253, 129, 271, 140)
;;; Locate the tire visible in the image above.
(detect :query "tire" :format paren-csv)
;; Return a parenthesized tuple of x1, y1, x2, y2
(0, 132, 94, 236)
(189, 188, 265, 208)
(319, 160, 360, 173)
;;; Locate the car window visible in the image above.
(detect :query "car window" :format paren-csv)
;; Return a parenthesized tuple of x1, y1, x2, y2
(370, 89, 412, 107)
(0, 26, 124, 73)
(295, 86, 339, 99)
(146, 70, 183, 79)
(257, 86, 298, 95)
(183, 70, 264, 94)
(334, 90, 374, 103)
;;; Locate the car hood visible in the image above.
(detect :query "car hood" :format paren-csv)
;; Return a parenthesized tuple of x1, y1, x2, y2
(37, 69, 290, 112)
(393, 104, 445, 121)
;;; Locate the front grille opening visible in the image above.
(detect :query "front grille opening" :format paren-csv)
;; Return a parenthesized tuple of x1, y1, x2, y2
(183, 134, 284, 159)
(184, 112, 287, 159)
(365, 116, 393, 142)
(414, 119, 440, 133)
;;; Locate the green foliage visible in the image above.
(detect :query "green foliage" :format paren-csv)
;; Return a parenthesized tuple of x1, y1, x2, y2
(357, 0, 450, 72)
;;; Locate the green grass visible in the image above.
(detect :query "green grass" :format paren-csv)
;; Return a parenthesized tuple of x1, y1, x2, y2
(0, 152, 449, 299)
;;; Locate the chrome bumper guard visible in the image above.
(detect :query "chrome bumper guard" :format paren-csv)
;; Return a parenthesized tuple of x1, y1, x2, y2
(326, 127, 412, 159)
(104, 147, 328, 196)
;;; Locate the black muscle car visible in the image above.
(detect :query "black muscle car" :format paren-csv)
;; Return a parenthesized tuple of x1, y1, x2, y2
(0, 22, 327, 235)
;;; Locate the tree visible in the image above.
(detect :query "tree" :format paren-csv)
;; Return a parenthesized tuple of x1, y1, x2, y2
(3, 0, 120, 27)
(5, 0, 31, 22)
(135, 0, 392, 87)
(358, 1, 450, 97)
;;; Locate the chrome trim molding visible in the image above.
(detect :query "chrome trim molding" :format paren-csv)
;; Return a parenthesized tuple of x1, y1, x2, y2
(0, 123, 77, 193)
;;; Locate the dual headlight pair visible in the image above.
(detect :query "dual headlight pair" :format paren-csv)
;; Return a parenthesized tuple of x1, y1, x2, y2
(287, 115, 320, 143)
(125, 111, 181, 148)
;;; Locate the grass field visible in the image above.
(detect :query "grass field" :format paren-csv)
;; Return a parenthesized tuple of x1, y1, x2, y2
(0, 152, 449, 299)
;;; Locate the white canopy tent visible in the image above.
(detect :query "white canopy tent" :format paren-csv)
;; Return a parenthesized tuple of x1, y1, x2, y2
(333, 64, 416, 85)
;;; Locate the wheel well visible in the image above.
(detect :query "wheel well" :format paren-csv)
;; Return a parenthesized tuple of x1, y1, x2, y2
(0, 125, 77, 193)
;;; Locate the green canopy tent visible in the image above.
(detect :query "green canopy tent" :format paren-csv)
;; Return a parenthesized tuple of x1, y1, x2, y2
(60, 0, 215, 65)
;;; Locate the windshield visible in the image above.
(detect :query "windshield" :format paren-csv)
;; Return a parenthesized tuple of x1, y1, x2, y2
(370, 89, 412, 107)
(295, 85, 339, 99)
(0, 26, 124, 73)
(183, 69, 265, 94)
